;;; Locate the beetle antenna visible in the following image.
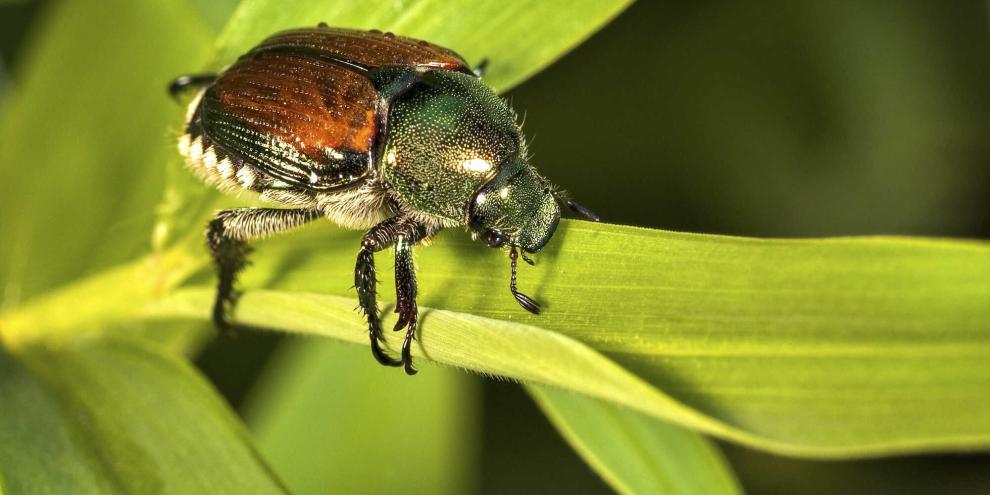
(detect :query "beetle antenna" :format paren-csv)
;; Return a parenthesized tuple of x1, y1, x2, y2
(552, 190, 601, 222)
(520, 252, 536, 265)
(509, 246, 540, 314)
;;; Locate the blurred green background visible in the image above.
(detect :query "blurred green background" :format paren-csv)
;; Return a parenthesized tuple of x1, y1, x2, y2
(2, 0, 988, 493)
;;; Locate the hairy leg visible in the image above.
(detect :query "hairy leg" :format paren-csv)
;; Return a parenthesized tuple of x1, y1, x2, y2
(393, 235, 419, 374)
(355, 216, 432, 372)
(207, 208, 319, 330)
(509, 246, 540, 314)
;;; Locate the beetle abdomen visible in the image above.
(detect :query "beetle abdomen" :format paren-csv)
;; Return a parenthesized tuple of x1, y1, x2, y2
(179, 114, 391, 230)
(178, 104, 272, 194)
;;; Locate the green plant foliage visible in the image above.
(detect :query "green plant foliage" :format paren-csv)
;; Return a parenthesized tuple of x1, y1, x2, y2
(529, 385, 743, 495)
(0, 0, 213, 303)
(186, 0, 240, 33)
(243, 340, 479, 495)
(0, 0, 285, 491)
(3, 0, 988, 491)
(0, 0, 667, 492)
(0, 339, 286, 494)
(135, 221, 990, 457)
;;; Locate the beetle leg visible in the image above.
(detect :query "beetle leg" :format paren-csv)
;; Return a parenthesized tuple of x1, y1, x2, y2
(357, 217, 413, 368)
(509, 246, 540, 314)
(472, 59, 490, 78)
(169, 73, 217, 100)
(207, 208, 320, 331)
(393, 235, 419, 375)
(357, 216, 432, 371)
(354, 247, 399, 367)
(552, 191, 601, 222)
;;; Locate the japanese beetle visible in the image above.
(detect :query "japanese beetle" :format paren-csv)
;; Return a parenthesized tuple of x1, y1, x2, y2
(171, 25, 598, 374)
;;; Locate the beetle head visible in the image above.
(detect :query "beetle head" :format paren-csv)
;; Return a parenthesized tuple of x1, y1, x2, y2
(468, 162, 560, 253)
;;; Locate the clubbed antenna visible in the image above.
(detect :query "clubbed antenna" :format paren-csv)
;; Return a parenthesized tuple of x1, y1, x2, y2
(509, 246, 540, 314)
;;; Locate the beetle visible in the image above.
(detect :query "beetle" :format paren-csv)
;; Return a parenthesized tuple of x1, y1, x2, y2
(170, 25, 598, 375)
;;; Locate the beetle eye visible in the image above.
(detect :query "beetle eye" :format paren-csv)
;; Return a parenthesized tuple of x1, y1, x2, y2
(485, 230, 508, 248)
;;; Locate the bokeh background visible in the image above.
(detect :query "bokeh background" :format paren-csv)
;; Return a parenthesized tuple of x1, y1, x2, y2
(2, 0, 988, 493)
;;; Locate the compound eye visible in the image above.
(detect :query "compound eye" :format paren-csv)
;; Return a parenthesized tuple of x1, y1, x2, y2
(485, 229, 508, 248)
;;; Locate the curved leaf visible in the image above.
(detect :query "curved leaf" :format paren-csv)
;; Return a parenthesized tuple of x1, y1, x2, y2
(1, 0, 987, 464)
(529, 385, 743, 495)
(129, 220, 990, 458)
(243, 340, 480, 495)
(0, 339, 286, 494)
(0, 0, 213, 302)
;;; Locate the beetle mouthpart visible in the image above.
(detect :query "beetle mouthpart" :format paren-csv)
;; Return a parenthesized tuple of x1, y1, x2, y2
(509, 246, 541, 314)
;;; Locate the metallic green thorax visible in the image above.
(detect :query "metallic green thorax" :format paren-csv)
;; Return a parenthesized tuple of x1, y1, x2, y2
(381, 70, 521, 221)
(381, 70, 560, 252)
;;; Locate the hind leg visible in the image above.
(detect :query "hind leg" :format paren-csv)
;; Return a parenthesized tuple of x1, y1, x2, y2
(207, 208, 319, 330)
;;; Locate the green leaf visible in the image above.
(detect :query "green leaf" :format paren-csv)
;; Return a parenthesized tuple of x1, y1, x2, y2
(0, 338, 286, 494)
(187, 0, 240, 33)
(133, 221, 990, 458)
(244, 339, 479, 495)
(529, 385, 743, 495)
(0, 0, 213, 303)
(213, 0, 634, 92)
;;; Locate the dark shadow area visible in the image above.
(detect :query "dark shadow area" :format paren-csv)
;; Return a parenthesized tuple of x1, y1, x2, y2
(479, 380, 613, 495)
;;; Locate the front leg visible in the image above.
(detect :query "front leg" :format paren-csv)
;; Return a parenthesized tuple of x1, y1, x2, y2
(355, 216, 432, 372)
(393, 235, 419, 374)
(355, 245, 401, 367)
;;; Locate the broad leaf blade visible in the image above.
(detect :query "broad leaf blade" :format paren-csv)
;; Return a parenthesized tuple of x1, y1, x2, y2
(529, 385, 743, 495)
(0, 339, 286, 494)
(140, 221, 990, 457)
(244, 339, 479, 495)
(0, 0, 213, 303)
(214, 0, 634, 92)
(0, 349, 113, 493)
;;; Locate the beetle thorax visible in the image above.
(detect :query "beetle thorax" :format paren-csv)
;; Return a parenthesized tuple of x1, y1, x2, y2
(379, 70, 527, 229)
